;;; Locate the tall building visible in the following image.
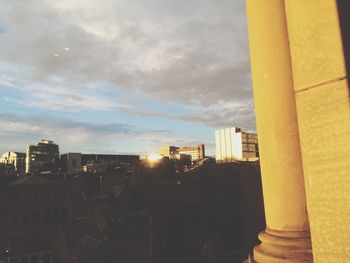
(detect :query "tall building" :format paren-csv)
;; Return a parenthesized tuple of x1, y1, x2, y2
(0, 152, 26, 176)
(215, 127, 258, 163)
(26, 140, 60, 174)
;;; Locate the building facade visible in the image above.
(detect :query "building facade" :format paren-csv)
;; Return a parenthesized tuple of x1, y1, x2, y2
(81, 154, 139, 166)
(178, 145, 205, 162)
(0, 152, 26, 176)
(26, 140, 60, 174)
(159, 146, 179, 160)
(215, 127, 258, 163)
(160, 145, 205, 162)
(60, 153, 82, 174)
(0, 176, 72, 263)
(81, 154, 140, 173)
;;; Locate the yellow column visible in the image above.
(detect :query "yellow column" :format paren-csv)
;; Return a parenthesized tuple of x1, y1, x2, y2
(245, 0, 313, 262)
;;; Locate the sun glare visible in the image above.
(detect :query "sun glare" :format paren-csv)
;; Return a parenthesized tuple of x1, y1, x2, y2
(147, 154, 162, 162)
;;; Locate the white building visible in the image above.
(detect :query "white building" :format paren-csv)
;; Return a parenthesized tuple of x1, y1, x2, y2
(215, 127, 259, 163)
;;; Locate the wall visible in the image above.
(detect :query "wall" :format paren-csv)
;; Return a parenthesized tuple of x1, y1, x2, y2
(215, 128, 243, 163)
(285, 1, 350, 261)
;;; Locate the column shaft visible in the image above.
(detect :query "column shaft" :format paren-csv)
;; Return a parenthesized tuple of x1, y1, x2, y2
(245, 0, 313, 261)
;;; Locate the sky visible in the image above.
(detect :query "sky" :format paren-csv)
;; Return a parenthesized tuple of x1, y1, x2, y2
(0, 0, 255, 157)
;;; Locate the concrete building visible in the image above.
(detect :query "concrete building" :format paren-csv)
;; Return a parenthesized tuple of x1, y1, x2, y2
(159, 145, 205, 162)
(0, 152, 26, 176)
(26, 140, 60, 174)
(215, 127, 258, 163)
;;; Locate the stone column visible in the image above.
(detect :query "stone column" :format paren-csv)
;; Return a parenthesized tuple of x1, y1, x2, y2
(245, 0, 313, 262)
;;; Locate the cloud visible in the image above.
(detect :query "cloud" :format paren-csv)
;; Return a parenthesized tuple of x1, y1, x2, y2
(177, 105, 256, 130)
(0, 112, 131, 139)
(0, 0, 252, 109)
(2, 63, 255, 129)
(114, 99, 256, 130)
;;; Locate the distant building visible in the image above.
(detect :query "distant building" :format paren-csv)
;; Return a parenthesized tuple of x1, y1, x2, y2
(81, 154, 139, 166)
(26, 140, 60, 174)
(0, 163, 17, 176)
(178, 144, 205, 162)
(159, 144, 205, 162)
(215, 127, 258, 163)
(60, 153, 82, 174)
(159, 146, 179, 160)
(81, 154, 140, 173)
(0, 152, 26, 176)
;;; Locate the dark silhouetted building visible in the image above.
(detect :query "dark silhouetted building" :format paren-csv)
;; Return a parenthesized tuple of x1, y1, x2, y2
(60, 153, 82, 174)
(0, 175, 72, 263)
(81, 154, 139, 173)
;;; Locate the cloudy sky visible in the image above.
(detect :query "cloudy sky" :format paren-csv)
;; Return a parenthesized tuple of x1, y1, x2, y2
(0, 0, 254, 156)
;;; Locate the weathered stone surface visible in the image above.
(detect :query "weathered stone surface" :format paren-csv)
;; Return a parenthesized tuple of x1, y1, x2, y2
(285, 0, 346, 91)
(295, 79, 350, 262)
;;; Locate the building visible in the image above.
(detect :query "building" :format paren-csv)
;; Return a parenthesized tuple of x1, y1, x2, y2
(60, 153, 82, 174)
(159, 145, 205, 162)
(81, 154, 139, 166)
(215, 127, 258, 163)
(178, 144, 205, 162)
(81, 154, 140, 173)
(26, 140, 60, 174)
(0, 163, 16, 177)
(159, 146, 179, 160)
(0, 152, 26, 176)
(0, 175, 72, 263)
(58, 153, 139, 174)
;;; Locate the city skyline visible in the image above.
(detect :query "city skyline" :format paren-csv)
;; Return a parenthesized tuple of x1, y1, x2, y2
(0, 0, 255, 156)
